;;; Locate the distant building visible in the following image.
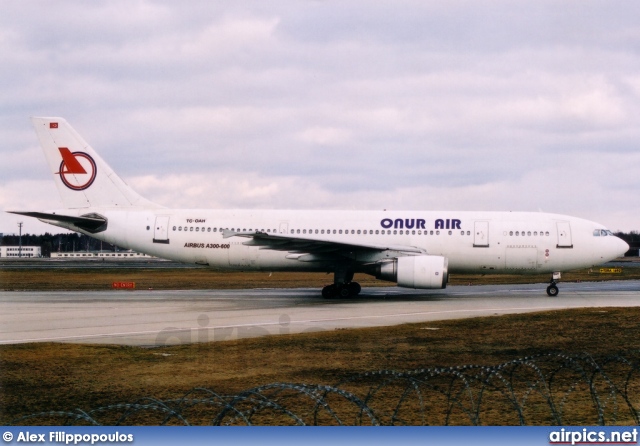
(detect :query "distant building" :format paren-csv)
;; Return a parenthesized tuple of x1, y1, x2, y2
(0, 246, 42, 258)
(50, 250, 158, 260)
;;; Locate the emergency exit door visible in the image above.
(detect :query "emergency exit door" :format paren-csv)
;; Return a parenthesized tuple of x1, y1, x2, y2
(556, 221, 573, 248)
(153, 215, 170, 244)
(473, 221, 490, 247)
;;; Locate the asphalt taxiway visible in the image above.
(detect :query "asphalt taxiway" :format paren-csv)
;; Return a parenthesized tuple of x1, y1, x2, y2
(1, 280, 639, 346)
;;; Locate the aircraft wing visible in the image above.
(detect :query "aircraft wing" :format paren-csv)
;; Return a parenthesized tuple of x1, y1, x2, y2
(223, 230, 425, 263)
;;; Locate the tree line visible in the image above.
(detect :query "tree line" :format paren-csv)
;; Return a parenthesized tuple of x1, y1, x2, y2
(617, 231, 640, 256)
(2, 231, 639, 258)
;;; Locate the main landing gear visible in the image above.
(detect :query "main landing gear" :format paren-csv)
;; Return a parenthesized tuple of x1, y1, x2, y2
(546, 272, 561, 297)
(322, 267, 361, 299)
(322, 282, 362, 299)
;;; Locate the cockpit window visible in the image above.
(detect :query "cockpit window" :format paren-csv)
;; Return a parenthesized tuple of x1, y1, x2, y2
(594, 229, 614, 237)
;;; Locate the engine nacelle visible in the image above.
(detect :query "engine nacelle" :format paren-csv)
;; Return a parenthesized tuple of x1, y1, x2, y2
(376, 255, 448, 289)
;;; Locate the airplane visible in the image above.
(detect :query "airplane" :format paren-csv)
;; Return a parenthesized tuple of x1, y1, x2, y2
(9, 117, 629, 298)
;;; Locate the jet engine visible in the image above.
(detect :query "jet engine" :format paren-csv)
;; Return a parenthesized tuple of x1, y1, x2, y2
(376, 255, 448, 289)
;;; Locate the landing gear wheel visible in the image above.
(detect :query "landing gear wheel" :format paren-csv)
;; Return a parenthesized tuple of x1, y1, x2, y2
(322, 284, 337, 299)
(546, 284, 559, 297)
(338, 286, 351, 298)
(323, 280, 361, 299)
(347, 282, 361, 296)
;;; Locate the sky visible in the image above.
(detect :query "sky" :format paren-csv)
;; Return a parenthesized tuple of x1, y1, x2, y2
(1, 0, 639, 235)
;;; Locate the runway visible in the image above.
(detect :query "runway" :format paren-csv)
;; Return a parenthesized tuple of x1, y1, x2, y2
(1, 280, 639, 346)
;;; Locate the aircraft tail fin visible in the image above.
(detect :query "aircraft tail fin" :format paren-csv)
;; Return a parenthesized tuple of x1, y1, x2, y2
(31, 117, 160, 209)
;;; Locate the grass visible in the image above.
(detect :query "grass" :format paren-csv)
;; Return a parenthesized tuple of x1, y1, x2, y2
(2, 307, 640, 425)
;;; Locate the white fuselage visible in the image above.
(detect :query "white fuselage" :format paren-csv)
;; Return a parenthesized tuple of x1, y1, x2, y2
(48, 208, 627, 276)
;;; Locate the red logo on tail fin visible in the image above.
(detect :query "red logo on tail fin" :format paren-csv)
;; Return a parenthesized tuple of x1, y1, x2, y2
(57, 147, 87, 174)
(57, 148, 96, 191)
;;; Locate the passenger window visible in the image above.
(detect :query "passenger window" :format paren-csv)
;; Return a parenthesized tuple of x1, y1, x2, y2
(190, 227, 194, 232)
(545, 231, 549, 236)
(339, 230, 342, 234)
(509, 231, 513, 236)
(430, 231, 434, 235)
(315, 229, 319, 234)
(436, 230, 440, 235)
(448, 230, 452, 235)
(527, 231, 531, 236)
(172, 226, 176, 231)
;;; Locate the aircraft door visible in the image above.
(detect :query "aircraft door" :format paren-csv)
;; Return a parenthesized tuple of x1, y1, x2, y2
(473, 221, 490, 247)
(153, 215, 170, 244)
(279, 222, 289, 234)
(556, 221, 573, 248)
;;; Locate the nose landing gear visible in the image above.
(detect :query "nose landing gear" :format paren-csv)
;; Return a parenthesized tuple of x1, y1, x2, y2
(546, 272, 561, 297)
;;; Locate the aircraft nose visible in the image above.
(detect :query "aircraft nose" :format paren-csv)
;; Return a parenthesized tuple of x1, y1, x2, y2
(614, 236, 630, 258)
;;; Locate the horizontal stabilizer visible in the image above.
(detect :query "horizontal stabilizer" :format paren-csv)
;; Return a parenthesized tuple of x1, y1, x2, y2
(8, 211, 107, 233)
